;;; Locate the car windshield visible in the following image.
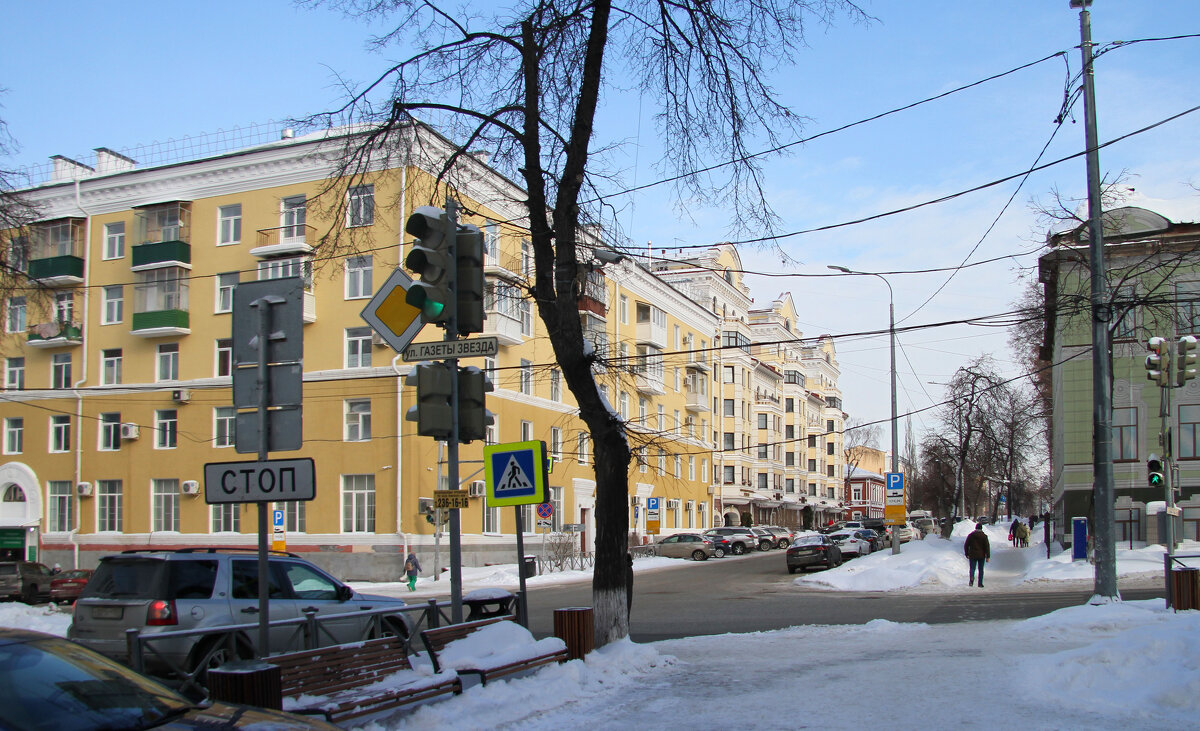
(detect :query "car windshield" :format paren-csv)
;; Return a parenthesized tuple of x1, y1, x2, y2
(82, 558, 218, 600)
(793, 536, 824, 546)
(0, 636, 192, 731)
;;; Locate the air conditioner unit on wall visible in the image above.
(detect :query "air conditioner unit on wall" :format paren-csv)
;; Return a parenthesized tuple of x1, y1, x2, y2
(171, 388, 190, 404)
(686, 500, 695, 510)
(630, 496, 642, 506)
(666, 499, 680, 509)
(181, 480, 200, 495)
(76, 482, 93, 497)
(120, 423, 140, 440)
(468, 481, 486, 498)
(372, 332, 387, 347)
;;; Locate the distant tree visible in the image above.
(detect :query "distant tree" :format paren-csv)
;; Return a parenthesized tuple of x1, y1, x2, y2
(0, 105, 43, 320)
(306, 0, 869, 646)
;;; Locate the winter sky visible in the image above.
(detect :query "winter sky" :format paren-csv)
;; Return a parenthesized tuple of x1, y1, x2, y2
(2, 1, 1198, 440)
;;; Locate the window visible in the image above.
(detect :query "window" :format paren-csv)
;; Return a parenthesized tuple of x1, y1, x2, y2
(157, 344, 179, 382)
(673, 368, 681, 392)
(827, 466, 835, 478)
(638, 446, 647, 473)
(638, 398, 647, 423)
(827, 419, 835, 431)
(6, 297, 26, 333)
(135, 267, 187, 314)
(518, 298, 533, 336)
(347, 185, 374, 227)
(808, 435, 817, 448)
(281, 195, 307, 241)
(808, 459, 817, 472)
(97, 480, 122, 532)
(211, 504, 241, 533)
(723, 432, 735, 450)
(577, 432, 589, 465)
(51, 415, 71, 452)
(155, 409, 177, 449)
(103, 222, 125, 259)
(519, 360, 533, 395)
(809, 483, 818, 496)
(785, 398, 794, 413)
(482, 492, 500, 533)
(216, 272, 238, 313)
(658, 405, 665, 431)
(214, 407, 235, 448)
(101, 349, 122, 385)
(657, 449, 666, 475)
(48, 481, 73, 532)
(827, 442, 835, 456)
(757, 444, 768, 459)
(786, 452, 795, 467)
(723, 465, 735, 484)
(619, 294, 628, 324)
(619, 392, 629, 420)
(102, 286, 124, 324)
(675, 455, 682, 477)
(5, 358, 24, 390)
(521, 420, 533, 441)
(520, 503, 535, 533)
(674, 410, 681, 433)
(723, 366, 735, 384)
(1178, 281, 1200, 333)
(345, 399, 371, 441)
(345, 256, 373, 299)
(483, 221, 500, 263)
(342, 474, 375, 532)
(521, 238, 533, 278)
(785, 425, 795, 439)
(1112, 407, 1137, 460)
(216, 339, 233, 377)
(218, 204, 242, 245)
(688, 456, 696, 481)
(99, 413, 121, 451)
(549, 369, 561, 401)
(1113, 285, 1137, 340)
(258, 256, 312, 287)
(153, 479, 180, 532)
(3, 418, 22, 454)
(550, 486, 563, 532)
(346, 327, 372, 368)
(550, 427, 562, 459)
(757, 473, 768, 490)
(1181, 405, 1200, 459)
(758, 414, 768, 430)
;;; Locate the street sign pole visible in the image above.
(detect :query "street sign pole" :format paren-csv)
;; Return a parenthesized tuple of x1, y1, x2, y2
(252, 297, 272, 657)
(444, 197, 464, 625)
(514, 506, 528, 627)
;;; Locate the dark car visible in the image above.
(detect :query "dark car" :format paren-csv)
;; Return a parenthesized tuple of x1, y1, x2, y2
(858, 529, 886, 552)
(0, 561, 53, 603)
(0, 628, 338, 730)
(49, 568, 93, 604)
(704, 535, 733, 558)
(702, 528, 758, 555)
(786, 534, 843, 573)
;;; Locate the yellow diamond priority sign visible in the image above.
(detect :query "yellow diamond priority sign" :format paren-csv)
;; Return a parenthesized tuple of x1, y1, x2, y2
(361, 268, 425, 352)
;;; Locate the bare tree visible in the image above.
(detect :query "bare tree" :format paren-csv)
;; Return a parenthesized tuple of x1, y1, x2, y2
(307, 0, 867, 645)
(0, 105, 44, 322)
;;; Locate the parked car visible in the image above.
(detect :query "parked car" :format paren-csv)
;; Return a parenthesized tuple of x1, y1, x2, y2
(819, 521, 846, 535)
(858, 529, 886, 552)
(0, 628, 338, 730)
(68, 548, 412, 679)
(704, 535, 733, 558)
(702, 527, 758, 555)
(842, 521, 865, 531)
(654, 533, 716, 561)
(49, 568, 93, 604)
(912, 518, 938, 537)
(828, 530, 873, 557)
(748, 527, 776, 551)
(0, 561, 53, 603)
(786, 534, 843, 573)
(892, 524, 915, 543)
(761, 526, 794, 549)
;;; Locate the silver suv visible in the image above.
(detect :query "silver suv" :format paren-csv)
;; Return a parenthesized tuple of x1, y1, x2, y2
(68, 549, 409, 676)
(703, 527, 758, 555)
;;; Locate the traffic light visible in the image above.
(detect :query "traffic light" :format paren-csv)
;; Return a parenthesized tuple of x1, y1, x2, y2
(1147, 453, 1165, 489)
(457, 365, 494, 443)
(1177, 335, 1198, 387)
(405, 361, 454, 439)
(404, 206, 454, 325)
(455, 224, 485, 335)
(1146, 337, 1172, 387)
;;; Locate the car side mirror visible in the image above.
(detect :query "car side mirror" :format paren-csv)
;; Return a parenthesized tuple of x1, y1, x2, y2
(336, 584, 354, 602)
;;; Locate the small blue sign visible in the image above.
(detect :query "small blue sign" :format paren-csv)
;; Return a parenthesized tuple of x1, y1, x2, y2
(647, 497, 659, 511)
(483, 440, 549, 506)
(272, 509, 285, 530)
(886, 472, 904, 493)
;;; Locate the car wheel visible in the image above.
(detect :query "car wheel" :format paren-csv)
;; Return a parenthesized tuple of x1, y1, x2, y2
(778, 540, 789, 550)
(713, 547, 726, 559)
(787, 566, 796, 574)
(691, 550, 708, 561)
(187, 634, 254, 682)
(758, 541, 770, 552)
(732, 544, 745, 555)
(22, 584, 37, 604)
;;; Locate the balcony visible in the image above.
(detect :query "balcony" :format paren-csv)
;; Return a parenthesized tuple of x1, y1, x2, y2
(28, 255, 84, 286)
(685, 387, 710, 412)
(26, 321, 82, 348)
(578, 269, 607, 317)
(685, 353, 710, 372)
(131, 273, 189, 337)
(634, 371, 665, 395)
(132, 203, 190, 272)
(131, 240, 191, 271)
(636, 318, 666, 348)
(29, 219, 85, 285)
(131, 309, 189, 336)
(483, 309, 524, 346)
(252, 225, 316, 258)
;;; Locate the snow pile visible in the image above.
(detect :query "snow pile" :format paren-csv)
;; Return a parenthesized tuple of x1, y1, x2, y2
(0, 603, 72, 636)
(428, 620, 567, 673)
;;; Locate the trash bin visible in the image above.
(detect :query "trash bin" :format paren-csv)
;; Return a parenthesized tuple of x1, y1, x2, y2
(521, 555, 538, 579)
(1171, 567, 1200, 611)
(553, 607, 594, 661)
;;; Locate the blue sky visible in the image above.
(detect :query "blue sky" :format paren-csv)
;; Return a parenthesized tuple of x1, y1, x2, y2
(3, 1, 1199, 447)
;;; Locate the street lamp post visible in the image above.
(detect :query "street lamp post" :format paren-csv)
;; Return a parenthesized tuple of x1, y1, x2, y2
(829, 265, 900, 554)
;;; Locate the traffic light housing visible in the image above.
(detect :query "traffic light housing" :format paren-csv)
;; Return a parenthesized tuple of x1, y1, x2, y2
(405, 361, 454, 439)
(458, 365, 494, 443)
(1146, 337, 1172, 387)
(405, 206, 454, 325)
(1177, 335, 1198, 387)
(455, 224, 485, 335)
(1147, 453, 1165, 489)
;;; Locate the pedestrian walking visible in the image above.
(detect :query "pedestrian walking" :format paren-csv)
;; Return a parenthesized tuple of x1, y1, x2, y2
(965, 522, 990, 588)
(404, 552, 421, 592)
(1015, 521, 1030, 548)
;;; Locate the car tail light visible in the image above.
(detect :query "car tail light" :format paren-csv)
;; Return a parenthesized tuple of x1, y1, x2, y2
(146, 599, 178, 626)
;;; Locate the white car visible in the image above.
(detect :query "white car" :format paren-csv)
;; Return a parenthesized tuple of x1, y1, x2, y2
(829, 530, 873, 557)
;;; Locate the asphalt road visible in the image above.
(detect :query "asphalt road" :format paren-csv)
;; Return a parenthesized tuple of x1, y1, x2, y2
(523, 550, 1166, 642)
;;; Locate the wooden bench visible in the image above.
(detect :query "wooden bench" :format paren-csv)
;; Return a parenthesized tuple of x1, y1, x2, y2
(420, 616, 569, 686)
(270, 636, 461, 723)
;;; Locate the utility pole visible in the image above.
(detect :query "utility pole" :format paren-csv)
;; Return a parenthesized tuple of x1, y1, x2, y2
(1073, 0, 1118, 601)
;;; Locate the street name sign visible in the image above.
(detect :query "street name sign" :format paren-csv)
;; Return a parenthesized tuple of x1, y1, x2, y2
(483, 440, 549, 507)
(203, 458, 315, 504)
(402, 337, 498, 362)
(361, 268, 425, 352)
(434, 490, 471, 510)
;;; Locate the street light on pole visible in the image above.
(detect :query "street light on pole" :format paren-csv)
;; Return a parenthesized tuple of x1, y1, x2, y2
(829, 265, 901, 555)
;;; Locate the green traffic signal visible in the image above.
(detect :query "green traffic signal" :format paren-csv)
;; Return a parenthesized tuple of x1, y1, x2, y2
(1148, 453, 1165, 489)
(404, 206, 455, 326)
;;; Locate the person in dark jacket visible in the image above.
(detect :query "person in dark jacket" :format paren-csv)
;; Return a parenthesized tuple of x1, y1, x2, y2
(404, 552, 421, 592)
(964, 523, 991, 587)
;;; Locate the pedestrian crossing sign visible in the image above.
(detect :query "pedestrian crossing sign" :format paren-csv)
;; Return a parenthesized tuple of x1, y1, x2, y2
(483, 440, 549, 507)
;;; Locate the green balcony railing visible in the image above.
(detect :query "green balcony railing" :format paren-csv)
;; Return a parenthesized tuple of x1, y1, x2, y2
(132, 310, 189, 332)
(131, 240, 191, 268)
(28, 255, 84, 282)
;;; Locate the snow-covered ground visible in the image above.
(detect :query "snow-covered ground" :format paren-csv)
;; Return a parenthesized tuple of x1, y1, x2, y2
(9, 522, 1198, 729)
